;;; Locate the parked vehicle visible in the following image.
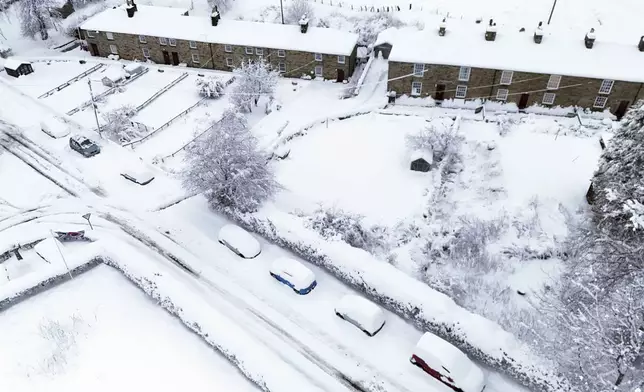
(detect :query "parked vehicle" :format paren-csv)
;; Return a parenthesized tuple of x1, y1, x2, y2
(54, 230, 87, 242)
(410, 332, 486, 392)
(40, 120, 70, 139)
(121, 167, 155, 185)
(69, 135, 100, 157)
(334, 294, 386, 336)
(269, 257, 317, 294)
(218, 224, 261, 259)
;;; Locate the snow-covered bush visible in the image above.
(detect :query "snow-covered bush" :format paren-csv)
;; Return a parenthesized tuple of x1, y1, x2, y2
(406, 124, 463, 163)
(182, 109, 278, 213)
(231, 59, 279, 113)
(285, 0, 314, 25)
(0, 44, 12, 59)
(196, 77, 225, 99)
(100, 105, 141, 143)
(38, 314, 90, 375)
(18, 0, 62, 40)
(305, 207, 388, 253)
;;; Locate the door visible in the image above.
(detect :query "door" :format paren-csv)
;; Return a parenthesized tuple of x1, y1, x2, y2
(434, 84, 446, 101)
(336, 68, 345, 82)
(518, 93, 530, 109)
(171, 52, 179, 66)
(162, 50, 171, 65)
(615, 100, 630, 120)
(89, 43, 99, 56)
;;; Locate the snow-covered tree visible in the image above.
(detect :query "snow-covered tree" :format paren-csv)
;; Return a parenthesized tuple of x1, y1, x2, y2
(196, 77, 225, 99)
(285, 0, 314, 25)
(206, 0, 232, 12)
(406, 124, 463, 163)
(18, 0, 62, 40)
(230, 58, 279, 113)
(182, 109, 278, 213)
(100, 105, 140, 143)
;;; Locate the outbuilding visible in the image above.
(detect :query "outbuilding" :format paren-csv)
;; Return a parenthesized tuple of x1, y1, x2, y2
(101, 67, 125, 87)
(124, 62, 145, 77)
(410, 150, 433, 172)
(3, 58, 34, 78)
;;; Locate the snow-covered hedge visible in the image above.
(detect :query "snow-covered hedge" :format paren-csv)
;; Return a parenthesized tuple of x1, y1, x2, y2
(222, 208, 571, 392)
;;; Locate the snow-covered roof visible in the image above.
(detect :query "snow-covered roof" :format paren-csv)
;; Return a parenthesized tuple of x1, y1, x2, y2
(124, 62, 144, 73)
(81, 5, 359, 55)
(102, 66, 125, 82)
(383, 20, 644, 83)
(336, 294, 385, 333)
(218, 224, 261, 258)
(270, 257, 315, 289)
(411, 149, 432, 162)
(3, 57, 29, 70)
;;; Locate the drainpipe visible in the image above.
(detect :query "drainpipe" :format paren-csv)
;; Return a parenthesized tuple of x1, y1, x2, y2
(209, 43, 215, 70)
(488, 70, 499, 101)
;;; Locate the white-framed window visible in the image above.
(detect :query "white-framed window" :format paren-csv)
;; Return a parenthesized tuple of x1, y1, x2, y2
(500, 70, 513, 85)
(224, 44, 232, 53)
(109, 44, 118, 55)
(86, 30, 96, 38)
(277, 49, 285, 57)
(105, 32, 114, 40)
(168, 38, 176, 47)
(245, 46, 253, 55)
(455, 85, 467, 99)
(314, 65, 323, 77)
(142, 47, 150, 58)
(594, 96, 608, 109)
(191, 53, 200, 63)
(411, 81, 422, 96)
(542, 92, 556, 105)
(458, 66, 471, 82)
(256, 48, 263, 55)
(599, 79, 614, 94)
(278, 62, 286, 73)
(189, 41, 197, 49)
(413, 63, 424, 77)
(338, 55, 346, 64)
(159, 37, 167, 45)
(547, 75, 561, 90)
(315, 53, 323, 61)
(226, 57, 233, 67)
(138, 35, 146, 43)
(496, 88, 509, 101)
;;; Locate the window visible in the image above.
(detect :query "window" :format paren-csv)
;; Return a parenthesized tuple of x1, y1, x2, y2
(547, 75, 561, 90)
(458, 66, 471, 82)
(142, 47, 150, 58)
(189, 41, 197, 49)
(109, 44, 118, 55)
(338, 55, 346, 64)
(224, 44, 232, 53)
(191, 53, 200, 63)
(500, 70, 513, 85)
(411, 81, 422, 96)
(245, 47, 253, 54)
(594, 96, 608, 108)
(314, 65, 323, 77)
(226, 57, 233, 67)
(277, 49, 285, 57)
(168, 38, 176, 46)
(315, 53, 323, 61)
(139, 35, 146, 43)
(256, 48, 263, 55)
(159, 37, 167, 45)
(278, 62, 286, 73)
(455, 85, 467, 99)
(542, 92, 556, 105)
(496, 88, 509, 101)
(413, 63, 424, 77)
(599, 79, 614, 94)
(86, 30, 96, 38)
(106, 32, 114, 40)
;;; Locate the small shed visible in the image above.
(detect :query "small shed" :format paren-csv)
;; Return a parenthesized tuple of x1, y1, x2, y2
(101, 67, 125, 87)
(410, 150, 433, 172)
(3, 58, 33, 78)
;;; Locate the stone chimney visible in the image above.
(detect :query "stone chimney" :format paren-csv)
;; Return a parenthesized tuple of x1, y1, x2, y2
(584, 28, 596, 49)
(485, 19, 497, 41)
(211, 6, 220, 26)
(299, 14, 310, 33)
(639, 36, 644, 52)
(533, 21, 544, 44)
(438, 18, 447, 36)
(126, 0, 135, 17)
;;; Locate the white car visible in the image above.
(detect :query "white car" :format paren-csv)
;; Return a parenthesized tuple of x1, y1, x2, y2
(335, 294, 386, 336)
(40, 120, 70, 139)
(120, 167, 155, 185)
(218, 224, 261, 259)
(410, 332, 486, 392)
(270, 257, 317, 295)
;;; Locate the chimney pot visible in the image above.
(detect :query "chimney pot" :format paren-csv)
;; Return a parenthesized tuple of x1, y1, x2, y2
(533, 21, 544, 44)
(584, 28, 596, 49)
(299, 13, 309, 33)
(485, 20, 497, 41)
(126, 3, 135, 17)
(638, 35, 644, 52)
(438, 18, 446, 36)
(211, 6, 220, 26)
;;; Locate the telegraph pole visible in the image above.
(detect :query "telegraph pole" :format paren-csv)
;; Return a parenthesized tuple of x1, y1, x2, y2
(280, 0, 285, 24)
(547, 0, 558, 24)
(87, 79, 102, 136)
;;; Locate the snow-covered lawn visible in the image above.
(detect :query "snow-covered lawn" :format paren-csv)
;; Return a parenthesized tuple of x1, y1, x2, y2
(0, 60, 96, 99)
(0, 264, 259, 391)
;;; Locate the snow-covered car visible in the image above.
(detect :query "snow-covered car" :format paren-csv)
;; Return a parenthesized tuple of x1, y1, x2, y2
(269, 257, 317, 294)
(334, 294, 386, 336)
(410, 332, 486, 392)
(218, 224, 261, 259)
(69, 135, 100, 157)
(120, 167, 155, 185)
(40, 120, 70, 139)
(54, 230, 87, 242)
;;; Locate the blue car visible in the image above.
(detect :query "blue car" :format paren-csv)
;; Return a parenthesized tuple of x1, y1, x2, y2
(270, 257, 317, 295)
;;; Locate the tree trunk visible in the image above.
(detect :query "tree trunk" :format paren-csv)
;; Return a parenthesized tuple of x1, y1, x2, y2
(38, 16, 48, 40)
(615, 370, 625, 386)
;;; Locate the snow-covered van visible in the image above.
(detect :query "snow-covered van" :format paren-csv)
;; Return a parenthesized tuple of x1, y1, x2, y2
(218, 224, 261, 259)
(334, 294, 386, 336)
(269, 257, 317, 295)
(410, 332, 486, 392)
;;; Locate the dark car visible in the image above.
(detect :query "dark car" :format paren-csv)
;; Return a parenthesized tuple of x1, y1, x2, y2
(69, 135, 100, 157)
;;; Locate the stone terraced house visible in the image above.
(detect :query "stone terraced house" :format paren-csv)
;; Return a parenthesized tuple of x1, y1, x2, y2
(80, 4, 359, 82)
(380, 20, 644, 119)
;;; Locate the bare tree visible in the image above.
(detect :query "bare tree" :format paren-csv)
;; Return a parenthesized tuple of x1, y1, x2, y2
(18, 0, 61, 40)
(206, 0, 232, 12)
(285, 0, 314, 25)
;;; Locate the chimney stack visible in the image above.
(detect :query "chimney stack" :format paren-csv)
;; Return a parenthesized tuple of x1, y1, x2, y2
(126, 0, 135, 17)
(299, 13, 309, 33)
(639, 36, 644, 52)
(438, 18, 447, 36)
(584, 28, 596, 49)
(533, 21, 544, 44)
(211, 6, 220, 26)
(485, 19, 497, 41)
